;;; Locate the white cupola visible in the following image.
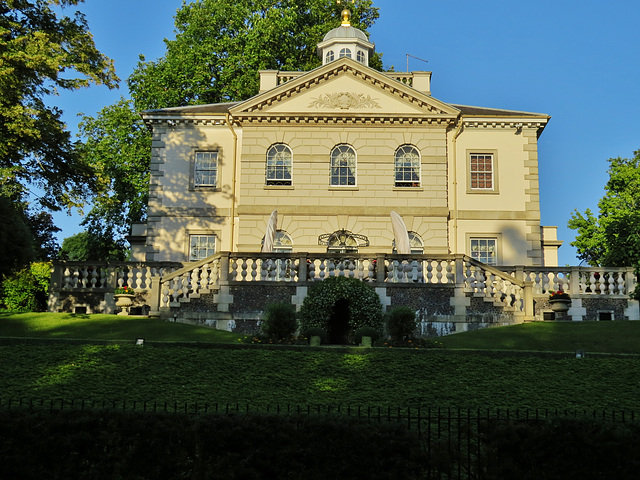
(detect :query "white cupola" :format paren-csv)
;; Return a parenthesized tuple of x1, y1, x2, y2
(316, 8, 374, 66)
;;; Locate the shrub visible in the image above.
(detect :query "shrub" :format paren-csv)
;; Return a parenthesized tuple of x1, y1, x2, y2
(385, 306, 417, 342)
(352, 326, 381, 345)
(261, 302, 298, 341)
(298, 277, 383, 341)
(0, 262, 51, 312)
(302, 326, 328, 344)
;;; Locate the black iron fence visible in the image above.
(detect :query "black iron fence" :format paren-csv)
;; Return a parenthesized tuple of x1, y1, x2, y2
(2, 399, 639, 479)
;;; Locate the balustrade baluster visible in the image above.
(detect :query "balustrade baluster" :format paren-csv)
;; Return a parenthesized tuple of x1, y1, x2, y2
(608, 271, 615, 295)
(617, 272, 625, 295)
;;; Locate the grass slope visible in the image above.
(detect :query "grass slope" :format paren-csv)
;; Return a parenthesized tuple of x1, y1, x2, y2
(438, 321, 640, 354)
(0, 313, 243, 343)
(2, 344, 640, 411)
(2, 314, 640, 411)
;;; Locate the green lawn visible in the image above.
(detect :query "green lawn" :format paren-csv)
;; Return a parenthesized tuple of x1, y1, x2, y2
(2, 314, 640, 411)
(0, 313, 244, 343)
(438, 321, 640, 354)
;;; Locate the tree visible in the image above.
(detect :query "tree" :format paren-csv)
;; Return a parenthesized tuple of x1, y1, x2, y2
(77, 98, 151, 241)
(58, 231, 126, 262)
(568, 150, 640, 271)
(128, 0, 381, 109)
(0, 0, 118, 211)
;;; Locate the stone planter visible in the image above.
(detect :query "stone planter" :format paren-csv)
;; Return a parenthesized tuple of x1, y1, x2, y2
(549, 298, 571, 319)
(115, 294, 135, 316)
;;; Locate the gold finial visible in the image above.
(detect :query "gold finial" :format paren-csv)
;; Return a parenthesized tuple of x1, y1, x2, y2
(341, 8, 351, 26)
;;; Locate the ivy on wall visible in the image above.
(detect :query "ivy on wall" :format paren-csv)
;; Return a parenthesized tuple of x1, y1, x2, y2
(298, 277, 383, 339)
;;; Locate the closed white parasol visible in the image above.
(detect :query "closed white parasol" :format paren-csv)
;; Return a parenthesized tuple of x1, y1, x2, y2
(261, 210, 278, 253)
(390, 211, 411, 254)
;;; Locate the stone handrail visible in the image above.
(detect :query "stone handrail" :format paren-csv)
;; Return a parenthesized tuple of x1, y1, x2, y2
(51, 256, 635, 320)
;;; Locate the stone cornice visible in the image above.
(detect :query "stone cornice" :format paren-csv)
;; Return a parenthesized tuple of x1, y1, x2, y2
(461, 117, 548, 130)
(232, 114, 457, 126)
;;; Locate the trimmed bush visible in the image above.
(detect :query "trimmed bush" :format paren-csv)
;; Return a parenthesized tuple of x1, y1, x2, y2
(261, 302, 298, 341)
(302, 326, 328, 344)
(0, 262, 51, 312)
(298, 276, 383, 343)
(385, 306, 417, 342)
(353, 326, 381, 345)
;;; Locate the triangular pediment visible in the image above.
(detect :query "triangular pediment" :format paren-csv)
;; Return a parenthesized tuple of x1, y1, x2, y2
(231, 58, 459, 121)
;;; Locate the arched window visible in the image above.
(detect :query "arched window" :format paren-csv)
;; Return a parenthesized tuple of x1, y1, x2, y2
(339, 48, 352, 59)
(266, 143, 292, 186)
(273, 230, 293, 253)
(392, 232, 424, 254)
(319, 229, 369, 254)
(356, 50, 365, 63)
(330, 144, 356, 186)
(325, 50, 335, 63)
(395, 145, 421, 187)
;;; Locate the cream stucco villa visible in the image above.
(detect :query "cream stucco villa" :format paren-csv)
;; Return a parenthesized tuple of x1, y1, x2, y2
(131, 10, 561, 268)
(50, 9, 639, 329)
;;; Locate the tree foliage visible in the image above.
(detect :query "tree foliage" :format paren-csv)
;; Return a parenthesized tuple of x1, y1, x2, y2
(568, 150, 640, 270)
(0, 0, 118, 210)
(58, 231, 126, 262)
(298, 276, 383, 340)
(0, 261, 50, 312)
(0, 193, 60, 277)
(78, 98, 151, 240)
(128, 0, 380, 109)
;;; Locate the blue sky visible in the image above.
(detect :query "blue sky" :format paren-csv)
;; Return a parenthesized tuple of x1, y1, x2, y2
(52, 0, 640, 266)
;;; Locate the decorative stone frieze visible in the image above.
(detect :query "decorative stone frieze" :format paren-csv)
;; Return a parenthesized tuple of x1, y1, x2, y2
(308, 92, 381, 109)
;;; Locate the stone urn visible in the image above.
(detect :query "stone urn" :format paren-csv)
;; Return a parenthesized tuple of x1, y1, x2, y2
(114, 294, 135, 315)
(549, 295, 571, 319)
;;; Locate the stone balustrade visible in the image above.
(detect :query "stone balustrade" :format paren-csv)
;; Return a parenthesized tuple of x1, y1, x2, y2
(49, 255, 637, 321)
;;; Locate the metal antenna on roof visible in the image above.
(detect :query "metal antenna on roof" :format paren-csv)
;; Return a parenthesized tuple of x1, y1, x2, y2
(406, 54, 428, 72)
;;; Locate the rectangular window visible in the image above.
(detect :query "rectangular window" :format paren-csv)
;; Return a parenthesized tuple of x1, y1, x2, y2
(194, 151, 218, 187)
(470, 153, 493, 190)
(189, 235, 216, 261)
(470, 238, 497, 265)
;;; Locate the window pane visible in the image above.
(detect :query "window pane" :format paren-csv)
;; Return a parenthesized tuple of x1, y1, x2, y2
(339, 48, 352, 59)
(195, 151, 218, 187)
(395, 145, 420, 187)
(330, 145, 356, 186)
(266, 144, 292, 185)
(470, 238, 497, 265)
(190, 235, 216, 261)
(470, 154, 493, 190)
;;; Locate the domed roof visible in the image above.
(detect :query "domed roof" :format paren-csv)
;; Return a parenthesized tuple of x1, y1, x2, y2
(323, 25, 369, 42)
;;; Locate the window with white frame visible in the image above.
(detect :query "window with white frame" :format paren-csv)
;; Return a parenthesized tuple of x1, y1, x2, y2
(470, 153, 494, 190)
(356, 50, 365, 63)
(189, 235, 216, 261)
(330, 144, 356, 186)
(194, 151, 218, 187)
(392, 231, 424, 254)
(266, 144, 292, 186)
(470, 238, 497, 265)
(339, 48, 352, 59)
(326, 50, 334, 62)
(394, 145, 421, 187)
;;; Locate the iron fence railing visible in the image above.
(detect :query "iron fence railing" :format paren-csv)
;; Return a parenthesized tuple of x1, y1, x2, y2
(2, 399, 637, 479)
